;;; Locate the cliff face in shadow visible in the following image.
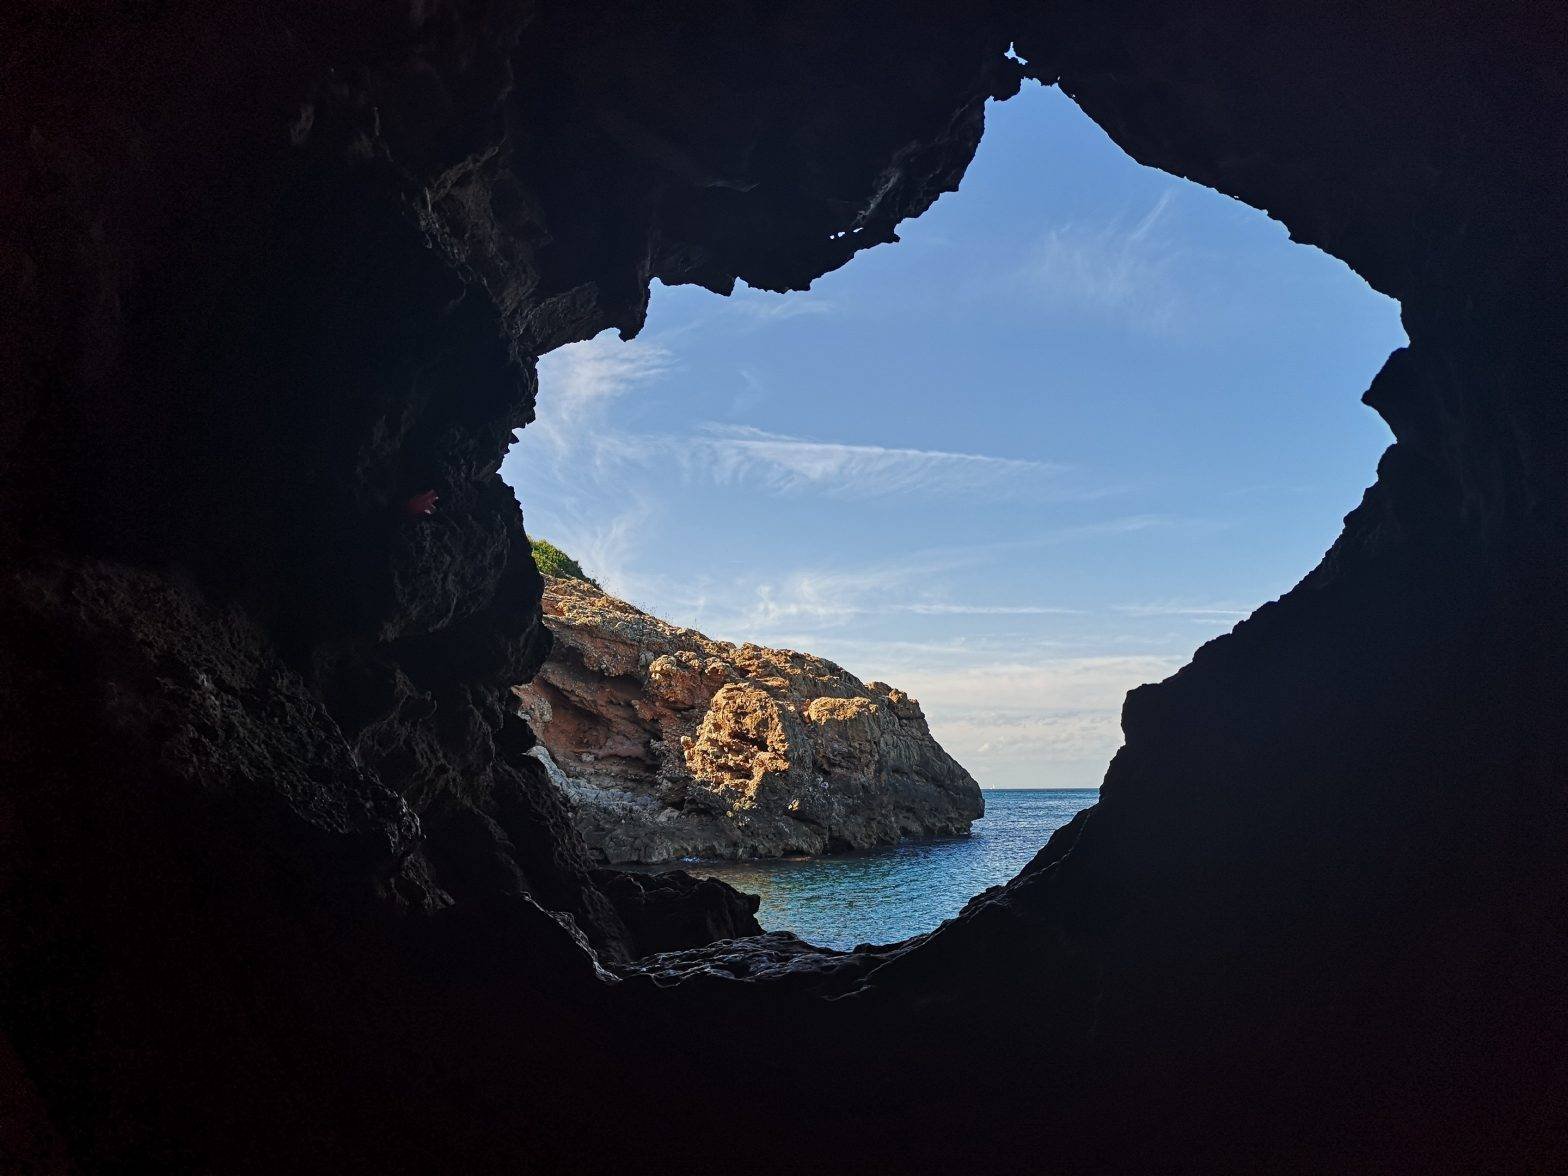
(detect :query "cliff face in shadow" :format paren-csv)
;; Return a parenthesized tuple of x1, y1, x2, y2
(1, 1, 1564, 1172)
(515, 576, 982, 863)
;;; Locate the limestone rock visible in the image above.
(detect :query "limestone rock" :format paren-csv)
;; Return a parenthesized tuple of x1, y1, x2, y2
(514, 577, 983, 863)
(6, 2, 1568, 1170)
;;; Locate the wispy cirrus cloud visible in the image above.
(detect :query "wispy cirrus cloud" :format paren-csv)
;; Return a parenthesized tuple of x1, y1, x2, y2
(510, 333, 677, 596)
(724, 295, 837, 323)
(926, 708, 1125, 782)
(526, 337, 1085, 505)
(530, 332, 673, 458)
(520, 516, 1227, 788)
(634, 529, 1194, 642)
(864, 653, 1185, 786)
(529, 502, 654, 597)
(1114, 600, 1253, 620)
(893, 655, 1182, 716)
(726, 555, 985, 631)
(679, 424, 1061, 500)
(897, 602, 1081, 616)
(763, 643, 1175, 787)
(514, 333, 1226, 788)
(735, 584, 1082, 630)
(1025, 188, 1189, 335)
(513, 334, 1124, 613)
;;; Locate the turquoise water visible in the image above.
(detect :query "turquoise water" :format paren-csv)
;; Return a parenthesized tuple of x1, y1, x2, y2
(660, 789, 1098, 950)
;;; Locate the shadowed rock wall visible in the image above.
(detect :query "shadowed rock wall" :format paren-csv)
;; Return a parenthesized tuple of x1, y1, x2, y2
(1, 1, 1564, 1171)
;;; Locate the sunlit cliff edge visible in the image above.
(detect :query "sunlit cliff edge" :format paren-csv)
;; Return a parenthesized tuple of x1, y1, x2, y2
(514, 574, 983, 863)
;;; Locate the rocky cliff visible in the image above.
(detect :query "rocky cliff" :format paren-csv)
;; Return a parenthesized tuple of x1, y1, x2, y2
(4, 2, 1566, 1172)
(514, 577, 982, 863)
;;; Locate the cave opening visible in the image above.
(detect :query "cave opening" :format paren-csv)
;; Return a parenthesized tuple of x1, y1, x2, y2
(501, 81, 1405, 950)
(8, 3, 1565, 1169)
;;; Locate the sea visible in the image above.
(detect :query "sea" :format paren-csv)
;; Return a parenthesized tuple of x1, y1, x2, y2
(650, 788, 1098, 951)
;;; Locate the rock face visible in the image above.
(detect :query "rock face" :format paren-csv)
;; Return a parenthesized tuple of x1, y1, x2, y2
(514, 577, 982, 862)
(3, 2, 1567, 1172)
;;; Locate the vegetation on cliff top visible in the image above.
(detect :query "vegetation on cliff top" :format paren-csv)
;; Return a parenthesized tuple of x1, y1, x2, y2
(530, 537, 600, 587)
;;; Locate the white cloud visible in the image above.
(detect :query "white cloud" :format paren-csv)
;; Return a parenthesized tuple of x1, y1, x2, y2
(525, 335, 1082, 505)
(614, 522, 1201, 648)
(1037, 514, 1169, 540)
(1114, 600, 1253, 619)
(523, 331, 1136, 512)
(512, 510, 1203, 789)
(725, 295, 836, 322)
(513, 331, 1209, 790)
(680, 424, 1063, 500)
(653, 546, 1084, 639)
(635, 565, 1184, 787)
(895, 655, 1181, 716)
(646, 553, 1195, 787)
(534, 504, 653, 598)
(728, 557, 958, 631)
(941, 709, 1124, 765)
(1025, 189, 1188, 334)
(531, 332, 672, 458)
(889, 653, 1185, 787)
(897, 602, 1082, 616)
(512, 336, 675, 598)
(724, 645, 1186, 787)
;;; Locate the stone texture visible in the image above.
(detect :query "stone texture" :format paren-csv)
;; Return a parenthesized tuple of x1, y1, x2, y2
(1, 1, 1565, 1172)
(514, 577, 982, 862)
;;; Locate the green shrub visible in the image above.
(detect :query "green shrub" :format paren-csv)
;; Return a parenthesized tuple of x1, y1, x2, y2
(529, 538, 600, 588)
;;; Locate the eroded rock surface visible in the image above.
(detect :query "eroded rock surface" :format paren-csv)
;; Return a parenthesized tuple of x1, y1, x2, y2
(3, 1, 1566, 1172)
(514, 577, 982, 862)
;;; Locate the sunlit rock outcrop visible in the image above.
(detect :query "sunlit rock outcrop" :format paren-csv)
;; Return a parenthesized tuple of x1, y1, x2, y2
(515, 577, 982, 862)
(2, 0, 1564, 1171)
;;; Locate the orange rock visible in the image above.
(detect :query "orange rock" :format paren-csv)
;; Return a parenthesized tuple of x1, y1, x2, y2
(513, 577, 983, 864)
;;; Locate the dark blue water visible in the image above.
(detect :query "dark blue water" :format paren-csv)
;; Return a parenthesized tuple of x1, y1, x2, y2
(662, 789, 1098, 950)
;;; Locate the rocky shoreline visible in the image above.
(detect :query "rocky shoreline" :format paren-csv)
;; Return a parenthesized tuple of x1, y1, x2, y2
(8, 5, 1562, 1167)
(514, 576, 983, 863)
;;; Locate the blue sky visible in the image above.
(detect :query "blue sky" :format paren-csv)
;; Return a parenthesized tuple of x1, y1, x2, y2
(501, 82, 1405, 789)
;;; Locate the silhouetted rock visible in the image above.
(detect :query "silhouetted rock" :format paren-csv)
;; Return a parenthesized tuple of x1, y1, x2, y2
(1, 1, 1565, 1172)
(592, 868, 763, 955)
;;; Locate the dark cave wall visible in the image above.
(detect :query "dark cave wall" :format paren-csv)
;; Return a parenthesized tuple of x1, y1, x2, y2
(1020, 2, 1568, 533)
(1, 1, 1013, 1168)
(2, 1, 1566, 1171)
(868, 4, 1568, 1164)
